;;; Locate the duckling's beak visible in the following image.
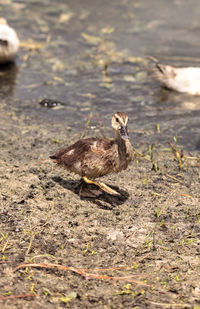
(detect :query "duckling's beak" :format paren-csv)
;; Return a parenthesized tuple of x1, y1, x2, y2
(120, 125, 129, 140)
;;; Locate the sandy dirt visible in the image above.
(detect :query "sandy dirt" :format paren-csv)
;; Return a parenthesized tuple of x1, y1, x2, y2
(0, 0, 200, 307)
(0, 102, 200, 308)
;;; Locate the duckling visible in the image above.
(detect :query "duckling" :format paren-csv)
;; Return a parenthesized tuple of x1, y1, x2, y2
(50, 112, 134, 197)
(148, 57, 200, 95)
(0, 18, 19, 64)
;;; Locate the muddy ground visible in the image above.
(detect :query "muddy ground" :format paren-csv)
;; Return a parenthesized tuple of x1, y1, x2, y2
(0, 100, 200, 308)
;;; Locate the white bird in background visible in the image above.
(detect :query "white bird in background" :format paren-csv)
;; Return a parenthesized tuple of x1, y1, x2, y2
(148, 57, 200, 96)
(0, 18, 19, 64)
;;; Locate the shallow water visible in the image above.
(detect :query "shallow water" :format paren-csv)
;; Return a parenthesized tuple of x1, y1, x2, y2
(1, 0, 200, 151)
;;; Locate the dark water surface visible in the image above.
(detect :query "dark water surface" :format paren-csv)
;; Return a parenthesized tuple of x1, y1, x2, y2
(1, 0, 200, 151)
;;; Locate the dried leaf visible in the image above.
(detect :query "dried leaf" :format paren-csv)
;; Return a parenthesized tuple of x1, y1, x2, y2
(101, 26, 115, 34)
(60, 292, 77, 303)
(126, 56, 144, 63)
(20, 40, 44, 50)
(78, 93, 96, 99)
(53, 76, 64, 83)
(59, 13, 73, 23)
(123, 75, 136, 82)
(81, 33, 102, 45)
(52, 60, 64, 72)
(135, 71, 147, 82)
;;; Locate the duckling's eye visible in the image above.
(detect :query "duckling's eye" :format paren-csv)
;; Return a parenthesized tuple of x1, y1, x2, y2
(115, 117, 119, 123)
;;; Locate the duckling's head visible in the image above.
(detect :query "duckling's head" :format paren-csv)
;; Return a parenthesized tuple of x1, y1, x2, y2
(112, 112, 129, 140)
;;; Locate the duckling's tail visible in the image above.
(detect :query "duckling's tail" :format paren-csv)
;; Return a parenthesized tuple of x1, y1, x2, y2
(49, 154, 59, 163)
(49, 154, 57, 160)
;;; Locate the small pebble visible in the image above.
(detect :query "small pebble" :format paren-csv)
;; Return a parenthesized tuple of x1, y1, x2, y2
(39, 98, 64, 108)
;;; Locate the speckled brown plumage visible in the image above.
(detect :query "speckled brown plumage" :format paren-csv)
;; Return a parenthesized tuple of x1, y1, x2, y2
(50, 138, 117, 179)
(50, 112, 134, 196)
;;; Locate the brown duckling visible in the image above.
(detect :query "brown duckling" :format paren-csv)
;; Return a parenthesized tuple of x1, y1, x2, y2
(50, 112, 134, 197)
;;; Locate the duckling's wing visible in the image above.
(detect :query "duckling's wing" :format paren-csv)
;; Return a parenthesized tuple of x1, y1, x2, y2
(82, 138, 117, 178)
(50, 138, 117, 178)
(50, 138, 93, 163)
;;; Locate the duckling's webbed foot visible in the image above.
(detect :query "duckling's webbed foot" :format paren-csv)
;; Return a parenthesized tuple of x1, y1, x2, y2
(79, 179, 103, 198)
(82, 176, 120, 196)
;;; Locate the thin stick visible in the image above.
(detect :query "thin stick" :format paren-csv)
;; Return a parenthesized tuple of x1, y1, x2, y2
(78, 272, 151, 286)
(133, 149, 152, 162)
(0, 294, 37, 300)
(168, 188, 193, 198)
(14, 263, 150, 286)
(14, 263, 84, 275)
(166, 174, 183, 184)
(15, 252, 151, 273)
(185, 156, 199, 160)
(150, 302, 191, 308)
(14, 253, 151, 286)
(26, 233, 35, 256)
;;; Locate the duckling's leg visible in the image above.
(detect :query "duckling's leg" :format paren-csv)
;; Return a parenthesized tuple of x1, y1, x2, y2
(79, 178, 103, 198)
(83, 176, 120, 196)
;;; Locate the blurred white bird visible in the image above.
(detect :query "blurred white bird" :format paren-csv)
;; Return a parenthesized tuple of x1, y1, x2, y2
(148, 57, 200, 96)
(0, 18, 19, 64)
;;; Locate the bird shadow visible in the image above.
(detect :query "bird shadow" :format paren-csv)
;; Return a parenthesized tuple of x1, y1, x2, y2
(52, 176, 129, 210)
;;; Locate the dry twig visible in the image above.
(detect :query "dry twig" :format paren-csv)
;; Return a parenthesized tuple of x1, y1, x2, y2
(0, 294, 37, 300)
(14, 253, 151, 286)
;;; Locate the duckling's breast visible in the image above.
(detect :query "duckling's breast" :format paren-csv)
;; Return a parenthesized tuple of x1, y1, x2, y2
(114, 138, 134, 172)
